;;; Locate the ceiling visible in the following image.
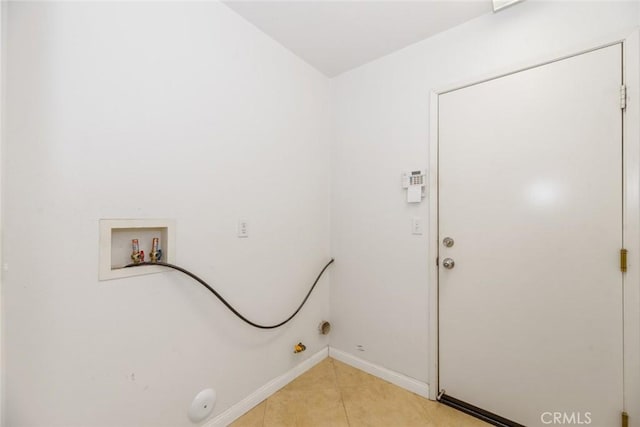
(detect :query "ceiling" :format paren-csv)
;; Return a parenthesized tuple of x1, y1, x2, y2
(224, 1, 494, 77)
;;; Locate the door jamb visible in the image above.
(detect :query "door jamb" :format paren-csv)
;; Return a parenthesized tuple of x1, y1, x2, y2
(427, 30, 640, 427)
(427, 91, 439, 401)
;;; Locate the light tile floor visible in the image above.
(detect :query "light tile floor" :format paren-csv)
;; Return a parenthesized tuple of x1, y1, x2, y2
(230, 357, 489, 427)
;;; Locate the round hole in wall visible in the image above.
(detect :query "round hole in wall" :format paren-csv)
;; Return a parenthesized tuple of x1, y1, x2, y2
(319, 320, 331, 335)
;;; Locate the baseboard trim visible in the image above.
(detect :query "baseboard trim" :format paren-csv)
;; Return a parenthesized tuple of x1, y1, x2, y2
(204, 347, 329, 427)
(328, 347, 430, 398)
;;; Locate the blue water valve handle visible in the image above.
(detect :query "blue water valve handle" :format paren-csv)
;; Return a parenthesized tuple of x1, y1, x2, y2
(149, 249, 162, 263)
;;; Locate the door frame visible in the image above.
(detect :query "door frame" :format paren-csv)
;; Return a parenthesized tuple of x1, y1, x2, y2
(427, 29, 640, 426)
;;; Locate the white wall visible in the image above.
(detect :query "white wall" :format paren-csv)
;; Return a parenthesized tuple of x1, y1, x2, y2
(330, 0, 639, 384)
(5, 0, 640, 426)
(3, 2, 330, 426)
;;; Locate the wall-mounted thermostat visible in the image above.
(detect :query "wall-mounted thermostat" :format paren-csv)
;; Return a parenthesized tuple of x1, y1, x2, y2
(402, 170, 426, 203)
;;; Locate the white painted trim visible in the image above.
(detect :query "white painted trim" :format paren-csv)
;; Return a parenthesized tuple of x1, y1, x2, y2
(428, 29, 640, 426)
(622, 30, 640, 427)
(436, 29, 633, 96)
(439, 41, 624, 96)
(427, 92, 439, 402)
(204, 347, 329, 427)
(328, 347, 429, 398)
(0, 2, 5, 425)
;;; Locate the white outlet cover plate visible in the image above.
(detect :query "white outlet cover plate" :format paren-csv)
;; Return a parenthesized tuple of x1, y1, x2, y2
(188, 388, 216, 423)
(237, 220, 249, 238)
(411, 217, 424, 235)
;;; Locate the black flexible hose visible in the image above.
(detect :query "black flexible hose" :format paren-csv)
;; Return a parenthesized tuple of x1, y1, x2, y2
(124, 258, 334, 329)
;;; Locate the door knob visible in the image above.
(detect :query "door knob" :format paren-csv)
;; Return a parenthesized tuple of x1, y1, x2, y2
(442, 258, 455, 269)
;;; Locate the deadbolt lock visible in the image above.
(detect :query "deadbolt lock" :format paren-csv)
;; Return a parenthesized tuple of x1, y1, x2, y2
(443, 237, 454, 248)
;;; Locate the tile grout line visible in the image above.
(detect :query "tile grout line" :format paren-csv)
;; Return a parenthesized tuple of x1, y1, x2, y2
(331, 358, 352, 427)
(339, 383, 352, 426)
(263, 398, 268, 427)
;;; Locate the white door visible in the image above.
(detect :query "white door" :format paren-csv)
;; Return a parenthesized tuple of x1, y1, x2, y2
(438, 44, 623, 427)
